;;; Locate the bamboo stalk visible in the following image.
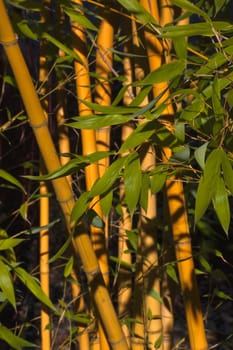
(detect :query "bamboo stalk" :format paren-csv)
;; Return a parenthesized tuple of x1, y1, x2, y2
(39, 4, 51, 347)
(71, 2, 110, 348)
(0, 3, 129, 349)
(139, 1, 208, 349)
(40, 172, 50, 349)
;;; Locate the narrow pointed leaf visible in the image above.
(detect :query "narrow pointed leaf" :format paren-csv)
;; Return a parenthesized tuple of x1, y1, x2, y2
(70, 191, 92, 224)
(221, 150, 233, 195)
(0, 324, 36, 349)
(195, 149, 222, 223)
(0, 259, 16, 309)
(212, 177, 230, 235)
(194, 142, 209, 170)
(0, 169, 25, 192)
(124, 153, 142, 214)
(15, 267, 56, 311)
(100, 190, 113, 217)
(90, 157, 127, 197)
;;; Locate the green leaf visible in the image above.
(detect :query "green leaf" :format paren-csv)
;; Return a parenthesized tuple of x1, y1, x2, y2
(68, 114, 132, 129)
(214, 0, 226, 14)
(124, 153, 142, 214)
(119, 121, 156, 153)
(139, 60, 185, 85)
(161, 22, 232, 38)
(150, 170, 167, 194)
(194, 142, 209, 170)
(212, 75, 225, 121)
(64, 256, 74, 278)
(212, 176, 230, 235)
(16, 20, 38, 40)
(42, 32, 82, 63)
(221, 150, 233, 195)
(140, 173, 149, 212)
(15, 267, 56, 312)
(226, 89, 233, 107)
(173, 37, 187, 60)
(171, 0, 210, 21)
(63, 6, 97, 31)
(70, 191, 92, 224)
(49, 236, 72, 263)
(180, 98, 205, 120)
(147, 289, 163, 304)
(126, 229, 138, 251)
(90, 157, 127, 197)
(0, 237, 23, 250)
(0, 324, 37, 350)
(0, 259, 16, 309)
(100, 190, 113, 217)
(0, 169, 25, 193)
(116, 0, 159, 27)
(195, 149, 222, 223)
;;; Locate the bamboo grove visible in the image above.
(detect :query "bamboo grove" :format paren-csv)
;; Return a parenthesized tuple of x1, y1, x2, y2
(0, 0, 233, 349)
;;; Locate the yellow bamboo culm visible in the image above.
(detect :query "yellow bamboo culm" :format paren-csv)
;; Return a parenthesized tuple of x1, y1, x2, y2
(71, 2, 110, 349)
(0, 2, 129, 349)
(40, 175, 50, 349)
(165, 178, 208, 350)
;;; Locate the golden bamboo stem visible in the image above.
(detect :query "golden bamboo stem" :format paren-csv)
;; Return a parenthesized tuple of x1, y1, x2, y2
(0, 2, 129, 349)
(71, 1, 109, 348)
(40, 174, 50, 349)
(165, 179, 208, 350)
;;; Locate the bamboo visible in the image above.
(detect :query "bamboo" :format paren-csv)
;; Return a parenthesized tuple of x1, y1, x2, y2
(165, 179, 208, 350)
(140, 1, 208, 349)
(40, 172, 50, 349)
(0, 2, 129, 349)
(95, 7, 114, 176)
(71, 2, 110, 348)
(39, 4, 51, 347)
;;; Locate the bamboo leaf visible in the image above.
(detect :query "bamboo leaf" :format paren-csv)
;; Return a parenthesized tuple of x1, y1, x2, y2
(16, 20, 38, 40)
(126, 229, 138, 251)
(140, 173, 149, 212)
(63, 6, 97, 31)
(70, 191, 92, 224)
(221, 150, 233, 195)
(161, 22, 232, 38)
(150, 171, 167, 194)
(64, 256, 74, 278)
(119, 121, 156, 153)
(180, 98, 205, 120)
(100, 190, 113, 217)
(90, 157, 127, 197)
(194, 142, 209, 170)
(124, 153, 142, 215)
(147, 289, 163, 304)
(139, 60, 185, 85)
(171, 0, 210, 21)
(0, 259, 16, 309)
(68, 114, 132, 129)
(0, 237, 23, 250)
(15, 267, 56, 312)
(195, 149, 222, 223)
(212, 176, 230, 235)
(42, 32, 82, 62)
(0, 169, 25, 193)
(116, 0, 159, 27)
(212, 76, 225, 121)
(0, 324, 37, 349)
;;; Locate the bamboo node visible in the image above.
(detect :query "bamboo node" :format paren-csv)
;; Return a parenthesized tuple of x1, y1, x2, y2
(83, 266, 101, 277)
(0, 35, 18, 47)
(174, 239, 191, 246)
(30, 120, 48, 129)
(109, 335, 127, 346)
(57, 195, 74, 204)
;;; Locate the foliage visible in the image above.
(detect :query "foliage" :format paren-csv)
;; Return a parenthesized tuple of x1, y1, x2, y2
(1, 0, 233, 348)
